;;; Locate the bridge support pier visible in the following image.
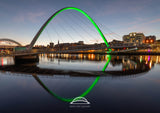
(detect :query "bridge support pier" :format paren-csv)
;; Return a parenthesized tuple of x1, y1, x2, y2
(14, 54, 39, 64)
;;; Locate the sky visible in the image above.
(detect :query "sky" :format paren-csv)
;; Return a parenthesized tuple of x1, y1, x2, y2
(0, 0, 160, 45)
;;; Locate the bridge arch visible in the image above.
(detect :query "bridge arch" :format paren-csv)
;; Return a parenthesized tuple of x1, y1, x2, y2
(0, 38, 22, 46)
(28, 7, 110, 51)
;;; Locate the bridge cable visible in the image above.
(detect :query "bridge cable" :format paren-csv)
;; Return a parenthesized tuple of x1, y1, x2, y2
(93, 23, 119, 41)
(54, 24, 65, 43)
(37, 15, 52, 46)
(40, 15, 59, 45)
(44, 27, 53, 43)
(82, 14, 121, 40)
(46, 14, 74, 43)
(71, 12, 117, 43)
(96, 21, 121, 40)
(68, 12, 99, 43)
(103, 26, 121, 40)
(50, 22, 65, 44)
(70, 12, 101, 43)
(57, 15, 76, 42)
(71, 12, 99, 35)
(58, 15, 90, 44)
(40, 12, 75, 44)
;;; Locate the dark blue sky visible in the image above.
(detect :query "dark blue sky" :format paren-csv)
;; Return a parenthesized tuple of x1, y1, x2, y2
(0, 0, 160, 45)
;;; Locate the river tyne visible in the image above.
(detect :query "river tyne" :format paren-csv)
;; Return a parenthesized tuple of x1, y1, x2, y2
(0, 54, 160, 113)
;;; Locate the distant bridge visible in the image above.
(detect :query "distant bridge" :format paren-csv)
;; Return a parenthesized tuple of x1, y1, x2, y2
(0, 38, 22, 46)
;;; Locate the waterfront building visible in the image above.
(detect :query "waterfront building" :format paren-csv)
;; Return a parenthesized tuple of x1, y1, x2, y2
(145, 36, 156, 44)
(109, 40, 124, 47)
(49, 42, 54, 48)
(54, 41, 84, 50)
(78, 41, 84, 45)
(123, 32, 146, 45)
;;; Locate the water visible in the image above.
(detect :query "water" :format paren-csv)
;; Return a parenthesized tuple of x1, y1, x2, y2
(0, 54, 160, 113)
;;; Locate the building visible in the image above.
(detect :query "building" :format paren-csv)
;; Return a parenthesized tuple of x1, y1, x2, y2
(156, 39, 160, 44)
(123, 32, 146, 45)
(34, 45, 46, 49)
(54, 42, 70, 50)
(145, 36, 156, 44)
(109, 40, 124, 47)
(49, 42, 54, 48)
(78, 41, 84, 45)
(54, 41, 85, 50)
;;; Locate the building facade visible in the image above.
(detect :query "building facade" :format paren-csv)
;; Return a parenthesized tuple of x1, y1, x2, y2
(109, 40, 124, 47)
(49, 42, 54, 48)
(123, 32, 146, 45)
(145, 36, 156, 44)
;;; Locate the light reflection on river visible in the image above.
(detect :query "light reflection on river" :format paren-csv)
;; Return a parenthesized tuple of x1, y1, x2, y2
(0, 54, 160, 113)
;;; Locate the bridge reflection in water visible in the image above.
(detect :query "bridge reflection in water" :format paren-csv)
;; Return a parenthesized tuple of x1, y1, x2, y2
(0, 54, 159, 102)
(0, 54, 159, 77)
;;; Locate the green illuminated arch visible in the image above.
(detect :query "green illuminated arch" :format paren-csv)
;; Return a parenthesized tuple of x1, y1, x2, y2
(33, 55, 111, 102)
(30, 7, 112, 102)
(28, 7, 111, 51)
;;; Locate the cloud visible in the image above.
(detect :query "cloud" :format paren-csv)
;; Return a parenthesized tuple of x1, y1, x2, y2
(123, 17, 160, 36)
(28, 12, 45, 22)
(150, 18, 160, 24)
(94, 0, 153, 16)
(14, 11, 46, 23)
(127, 18, 160, 30)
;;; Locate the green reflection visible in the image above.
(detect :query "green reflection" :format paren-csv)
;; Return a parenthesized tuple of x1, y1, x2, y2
(33, 54, 111, 102)
(102, 55, 111, 71)
(33, 74, 100, 102)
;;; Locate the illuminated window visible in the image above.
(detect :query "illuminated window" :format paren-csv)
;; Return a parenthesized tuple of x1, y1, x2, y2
(150, 40, 153, 43)
(130, 34, 132, 36)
